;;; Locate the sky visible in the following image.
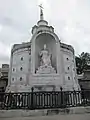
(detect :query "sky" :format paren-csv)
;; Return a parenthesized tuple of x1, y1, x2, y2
(0, 0, 90, 67)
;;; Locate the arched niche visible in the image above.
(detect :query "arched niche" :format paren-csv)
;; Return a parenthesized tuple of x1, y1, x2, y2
(35, 33, 57, 73)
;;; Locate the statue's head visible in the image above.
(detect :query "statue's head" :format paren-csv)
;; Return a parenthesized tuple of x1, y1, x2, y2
(44, 44, 46, 50)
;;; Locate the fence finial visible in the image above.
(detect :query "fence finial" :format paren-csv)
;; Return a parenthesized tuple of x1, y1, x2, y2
(60, 87, 63, 91)
(31, 87, 34, 92)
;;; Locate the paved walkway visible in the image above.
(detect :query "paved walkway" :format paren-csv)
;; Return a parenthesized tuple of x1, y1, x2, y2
(0, 114, 90, 120)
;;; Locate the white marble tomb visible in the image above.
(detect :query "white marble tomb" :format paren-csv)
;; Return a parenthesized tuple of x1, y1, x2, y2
(6, 7, 80, 92)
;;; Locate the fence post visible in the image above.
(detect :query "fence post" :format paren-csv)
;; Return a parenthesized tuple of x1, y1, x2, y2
(31, 87, 34, 109)
(81, 90, 86, 106)
(60, 87, 63, 108)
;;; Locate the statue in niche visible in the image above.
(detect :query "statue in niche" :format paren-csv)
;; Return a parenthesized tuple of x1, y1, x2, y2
(39, 44, 51, 67)
(36, 44, 56, 74)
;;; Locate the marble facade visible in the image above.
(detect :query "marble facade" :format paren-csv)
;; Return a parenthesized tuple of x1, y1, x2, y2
(6, 7, 80, 92)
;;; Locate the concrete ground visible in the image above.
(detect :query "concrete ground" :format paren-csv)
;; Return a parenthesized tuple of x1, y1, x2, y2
(0, 114, 90, 120)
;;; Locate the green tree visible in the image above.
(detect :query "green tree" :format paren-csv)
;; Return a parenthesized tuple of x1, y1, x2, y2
(75, 52, 90, 74)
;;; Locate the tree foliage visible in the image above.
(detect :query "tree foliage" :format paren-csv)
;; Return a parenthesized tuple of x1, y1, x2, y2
(75, 52, 90, 74)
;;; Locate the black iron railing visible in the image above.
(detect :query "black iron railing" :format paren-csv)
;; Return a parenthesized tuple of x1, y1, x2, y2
(0, 88, 90, 110)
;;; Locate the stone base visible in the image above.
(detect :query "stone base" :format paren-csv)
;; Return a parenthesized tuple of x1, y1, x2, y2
(6, 73, 80, 92)
(6, 85, 31, 93)
(36, 65, 56, 74)
(29, 74, 62, 91)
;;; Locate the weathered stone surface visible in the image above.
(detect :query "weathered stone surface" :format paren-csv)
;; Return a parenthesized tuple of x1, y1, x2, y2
(0, 107, 90, 118)
(0, 113, 90, 120)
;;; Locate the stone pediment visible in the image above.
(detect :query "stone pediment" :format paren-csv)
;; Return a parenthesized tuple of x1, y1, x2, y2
(36, 65, 56, 74)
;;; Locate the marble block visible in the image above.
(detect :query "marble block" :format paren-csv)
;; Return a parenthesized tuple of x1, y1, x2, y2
(36, 65, 56, 74)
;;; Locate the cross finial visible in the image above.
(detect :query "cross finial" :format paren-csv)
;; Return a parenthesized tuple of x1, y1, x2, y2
(39, 4, 43, 9)
(39, 4, 44, 20)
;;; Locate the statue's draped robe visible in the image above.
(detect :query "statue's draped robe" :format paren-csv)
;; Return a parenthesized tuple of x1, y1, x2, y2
(40, 49, 51, 67)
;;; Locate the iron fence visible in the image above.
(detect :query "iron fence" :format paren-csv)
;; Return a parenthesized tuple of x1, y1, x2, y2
(0, 88, 90, 110)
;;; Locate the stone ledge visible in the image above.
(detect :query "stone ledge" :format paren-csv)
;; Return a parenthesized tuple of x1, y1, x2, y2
(0, 106, 90, 118)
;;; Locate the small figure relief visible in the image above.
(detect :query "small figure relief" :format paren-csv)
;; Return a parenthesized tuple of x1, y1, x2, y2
(36, 44, 56, 74)
(39, 44, 51, 67)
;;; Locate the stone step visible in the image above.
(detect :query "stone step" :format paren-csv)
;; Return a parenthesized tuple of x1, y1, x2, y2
(0, 114, 90, 120)
(0, 106, 90, 118)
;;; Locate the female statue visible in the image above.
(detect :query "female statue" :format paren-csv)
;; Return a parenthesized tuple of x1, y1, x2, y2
(39, 44, 51, 67)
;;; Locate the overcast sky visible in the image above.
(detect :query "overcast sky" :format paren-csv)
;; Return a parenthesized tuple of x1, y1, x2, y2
(0, 0, 90, 67)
